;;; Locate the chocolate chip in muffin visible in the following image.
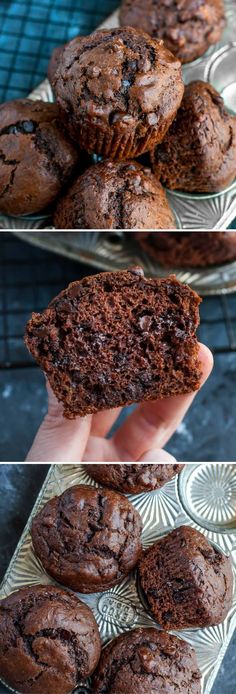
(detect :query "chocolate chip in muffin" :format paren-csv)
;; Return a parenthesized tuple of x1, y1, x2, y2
(151, 81, 236, 193)
(120, 0, 225, 65)
(93, 627, 202, 693)
(31, 485, 142, 592)
(0, 99, 81, 216)
(53, 27, 184, 159)
(0, 584, 101, 694)
(53, 160, 176, 229)
(25, 269, 202, 418)
(138, 525, 233, 629)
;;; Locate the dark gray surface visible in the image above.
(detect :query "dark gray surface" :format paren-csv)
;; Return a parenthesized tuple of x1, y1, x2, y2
(0, 464, 235, 694)
(0, 233, 236, 462)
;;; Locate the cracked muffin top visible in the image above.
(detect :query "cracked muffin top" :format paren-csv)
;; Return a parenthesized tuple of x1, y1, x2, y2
(53, 159, 176, 229)
(139, 525, 233, 630)
(93, 627, 202, 693)
(31, 485, 142, 593)
(151, 81, 236, 193)
(53, 27, 184, 159)
(120, 0, 225, 64)
(0, 99, 80, 216)
(87, 463, 184, 494)
(0, 584, 101, 694)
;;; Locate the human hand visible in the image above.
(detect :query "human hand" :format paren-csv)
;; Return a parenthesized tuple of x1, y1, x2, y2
(26, 343, 213, 463)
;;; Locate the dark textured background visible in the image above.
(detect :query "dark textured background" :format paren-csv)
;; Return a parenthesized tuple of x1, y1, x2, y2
(1, 233, 236, 462)
(0, 463, 235, 694)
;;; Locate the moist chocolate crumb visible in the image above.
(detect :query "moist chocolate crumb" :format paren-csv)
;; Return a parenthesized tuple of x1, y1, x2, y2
(25, 269, 202, 419)
(139, 525, 233, 629)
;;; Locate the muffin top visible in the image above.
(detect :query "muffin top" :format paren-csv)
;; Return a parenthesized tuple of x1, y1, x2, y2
(139, 525, 233, 629)
(0, 98, 79, 216)
(47, 43, 65, 86)
(87, 463, 184, 493)
(53, 160, 176, 229)
(120, 0, 225, 64)
(151, 80, 236, 192)
(93, 627, 201, 693)
(53, 27, 183, 133)
(0, 584, 101, 694)
(31, 484, 142, 592)
(136, 231, 236, 268)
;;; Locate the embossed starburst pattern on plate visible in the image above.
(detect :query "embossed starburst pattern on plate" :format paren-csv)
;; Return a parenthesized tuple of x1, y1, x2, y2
(0, 464, 235, 694)
(178, 464, 236, 532)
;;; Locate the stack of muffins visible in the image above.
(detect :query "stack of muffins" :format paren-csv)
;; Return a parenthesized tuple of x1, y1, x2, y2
(0, 0, 236, 229)
(0, 465, 233, 694)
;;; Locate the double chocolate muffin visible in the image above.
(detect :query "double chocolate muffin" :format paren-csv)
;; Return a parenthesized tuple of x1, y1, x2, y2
(47, 44, 65, 87)
(31, 485, 142, 592)
(0, 99, 80, 216)
(25, 269, 202, 419)
(87, 464, 184, 494)
(120, 0, 225, 64)
(0, 584, 101, 694)
(53, 27, 184, 160)
(151, 81, 236, 193)
(136, 231, 236, 267)
(53, 160, 176, 229)
(93, 627, 202, 693)
(139, 525, 233, 630)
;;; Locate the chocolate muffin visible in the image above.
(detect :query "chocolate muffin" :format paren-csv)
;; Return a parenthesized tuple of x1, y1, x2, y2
(25, 269, 202, 419)
(47, 44, 65, 87)
(31, 484, 142, 592)
(53, 27, 184, 160)
(87, 464, 184, 494)
(151, 81, 236, 193)
(53, 160, 176, 229)
(136, 231, 236, 267)
(139, 525, 233, 630)
(93, 627, 202, 693)
(0, 584, 101, 694)
(120, 0, 225, 65)
(0, 99, 80, 216)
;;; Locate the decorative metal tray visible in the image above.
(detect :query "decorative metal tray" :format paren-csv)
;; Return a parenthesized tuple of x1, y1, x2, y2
(0, 2, 236, 231)
(0, 463, 236, 694)
(14, 230, 236, 296)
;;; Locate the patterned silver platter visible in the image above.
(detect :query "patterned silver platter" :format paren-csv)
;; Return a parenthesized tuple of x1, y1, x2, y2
(13, 230, 236, 296)
(0, 2, 236, 231)
(0, 463, 236, 694)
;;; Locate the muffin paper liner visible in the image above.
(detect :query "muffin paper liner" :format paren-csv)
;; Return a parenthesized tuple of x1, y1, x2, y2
(0, 463, 235, 694)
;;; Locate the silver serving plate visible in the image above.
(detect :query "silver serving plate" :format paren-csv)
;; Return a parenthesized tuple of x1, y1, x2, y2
(0, 464, 236, 694)
(14, 230, 236, 296)
(1, 2, 236, 231)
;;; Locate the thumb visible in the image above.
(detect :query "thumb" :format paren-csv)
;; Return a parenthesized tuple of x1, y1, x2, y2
(26, 381, 92, 462)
